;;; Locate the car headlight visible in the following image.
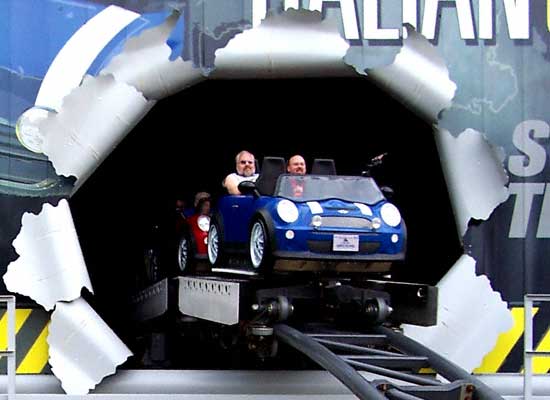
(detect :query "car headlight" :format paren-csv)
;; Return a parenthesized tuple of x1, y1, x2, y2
(197, 216, 210, 232)
(380, 203, 401, 227)
(277, 199, 299, 223)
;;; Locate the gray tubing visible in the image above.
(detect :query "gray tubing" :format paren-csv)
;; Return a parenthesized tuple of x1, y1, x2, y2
(274, 324, 386, 400)
(374, 326, 504, 400)
(344, 359, 442, 386)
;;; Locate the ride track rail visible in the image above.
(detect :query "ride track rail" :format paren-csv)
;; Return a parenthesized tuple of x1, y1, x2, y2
(131, 276, 503, 400)
(273, 324, 505, 400)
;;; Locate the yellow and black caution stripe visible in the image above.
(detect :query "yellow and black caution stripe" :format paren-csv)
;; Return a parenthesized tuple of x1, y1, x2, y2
(2, 305, 548, 374)
(0, 308, 50, 374)
(475, 305, 550, 374)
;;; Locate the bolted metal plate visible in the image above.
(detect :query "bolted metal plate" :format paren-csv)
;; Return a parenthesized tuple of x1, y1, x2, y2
(130, 278, 169, 322)
(178, 277, 240, 325)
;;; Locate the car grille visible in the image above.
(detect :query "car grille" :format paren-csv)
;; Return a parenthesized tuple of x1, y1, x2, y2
(307, 240, 381, 254)
(315, 216, 372, 229)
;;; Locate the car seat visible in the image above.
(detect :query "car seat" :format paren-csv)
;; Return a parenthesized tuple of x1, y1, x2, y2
(255, 157, 286, 196)
(311, 159, 337, 175)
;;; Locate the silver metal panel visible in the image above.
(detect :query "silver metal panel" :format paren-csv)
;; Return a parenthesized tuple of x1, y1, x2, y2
(41, 75, 154, 190)
(434, 128, 509, 237)
(101, 11, 204, 100)
(403, 254, 512, 373)
(0, 395, 355, 400)
(366, 25, 456, 124)
(0, 372, 547, 398)
(3, 200, 93, 311)
(130, 278, 169, 322)
(48, 298, 133, 394)
(213, 9, 355, 79)
(177, 277, 240, 325)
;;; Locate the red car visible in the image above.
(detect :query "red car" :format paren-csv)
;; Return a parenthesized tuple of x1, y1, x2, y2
(143, 198, 211, 285)
(176, 196, 211, 274)
(177, 211, 210, 273)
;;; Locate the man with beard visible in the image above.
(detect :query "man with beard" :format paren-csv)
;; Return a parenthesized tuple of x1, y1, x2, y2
(287, 154, 307, 175)
(223, 150, 259, 195)
(286, 155, 307, 197)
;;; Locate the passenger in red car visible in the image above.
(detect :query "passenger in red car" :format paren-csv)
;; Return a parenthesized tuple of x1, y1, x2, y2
(194, 191, 211, 209)
(195, 197, 211, 216)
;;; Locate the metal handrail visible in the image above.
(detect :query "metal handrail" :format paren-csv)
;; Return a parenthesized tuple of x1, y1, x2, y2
(524, 294, 550, 400)
(0, 296, 16, 400)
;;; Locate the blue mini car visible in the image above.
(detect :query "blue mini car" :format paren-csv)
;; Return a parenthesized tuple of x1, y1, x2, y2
(207, 157, 406, 274)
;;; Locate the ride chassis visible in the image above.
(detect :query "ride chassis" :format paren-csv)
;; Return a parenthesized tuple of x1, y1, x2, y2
(130, 263, 504, 400)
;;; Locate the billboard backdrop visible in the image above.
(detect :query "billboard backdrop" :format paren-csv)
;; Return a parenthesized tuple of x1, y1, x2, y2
(0, 0, 548, 376)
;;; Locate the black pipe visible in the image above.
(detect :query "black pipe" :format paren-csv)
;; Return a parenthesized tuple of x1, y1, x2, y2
(314, 338, 407, 356)
(274, 324, 386, 400)
(345, 359, 442, 386)
(374, 326, 504, 400)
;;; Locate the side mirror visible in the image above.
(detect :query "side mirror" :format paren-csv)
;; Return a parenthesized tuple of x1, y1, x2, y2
(238, 180, 259, 197)
(380, 186, 394, 199)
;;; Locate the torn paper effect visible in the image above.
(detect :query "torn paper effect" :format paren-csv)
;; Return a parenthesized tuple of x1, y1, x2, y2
(40, 74, 154, 189)
(435, 128, 509, 237)
(3, 199, 93, 311)
(213, 9, 356, 79)
(48, 297, 132, 395)
(402, 255, 513, 373)
(102, 11, 205, 100)
(35, 5, 140, 112)
(366, 26, 456, 124)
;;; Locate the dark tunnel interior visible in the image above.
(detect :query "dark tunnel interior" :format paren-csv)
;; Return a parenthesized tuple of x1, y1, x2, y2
(67, 77, 462, 335)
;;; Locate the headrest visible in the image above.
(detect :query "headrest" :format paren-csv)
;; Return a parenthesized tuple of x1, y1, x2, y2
(311, 158, 336, 175)
(255, 157, 286, 195)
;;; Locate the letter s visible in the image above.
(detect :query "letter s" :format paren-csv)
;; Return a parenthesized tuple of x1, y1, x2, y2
(508, 120, 549, 177)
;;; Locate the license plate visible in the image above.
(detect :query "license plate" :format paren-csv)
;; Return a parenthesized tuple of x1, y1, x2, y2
(332, 234, 359, 252)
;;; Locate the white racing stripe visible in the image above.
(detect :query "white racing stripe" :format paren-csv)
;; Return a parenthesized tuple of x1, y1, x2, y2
(35, 5, 140, 111)
(354, 202, 372, 216)
(306, 201, 323, 214)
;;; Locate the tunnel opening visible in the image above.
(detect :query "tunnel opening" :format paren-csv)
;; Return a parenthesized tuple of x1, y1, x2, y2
(69, 76, 462, 350)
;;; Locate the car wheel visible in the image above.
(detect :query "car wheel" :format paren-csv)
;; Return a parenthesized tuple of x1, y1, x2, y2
(177, 234, 194, 274)
(249, 219, 273, 270)
(208, 219, 226, 267)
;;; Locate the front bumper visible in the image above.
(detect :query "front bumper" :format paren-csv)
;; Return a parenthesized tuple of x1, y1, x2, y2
(272, 250, 405, 262)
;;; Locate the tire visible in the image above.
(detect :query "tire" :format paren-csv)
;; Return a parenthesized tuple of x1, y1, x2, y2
(207, 219, 226, 267)
(249, 218, 274, 271)
(176, 234, 194, 275)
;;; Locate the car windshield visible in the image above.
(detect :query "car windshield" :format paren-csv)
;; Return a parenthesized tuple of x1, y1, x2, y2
(275, 174, 385, 204)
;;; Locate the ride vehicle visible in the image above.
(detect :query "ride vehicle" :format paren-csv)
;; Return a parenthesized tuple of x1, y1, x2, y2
(178, 202, 211, 272)
(143, 199, 211, 284)
(207, 157, 406, 274)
